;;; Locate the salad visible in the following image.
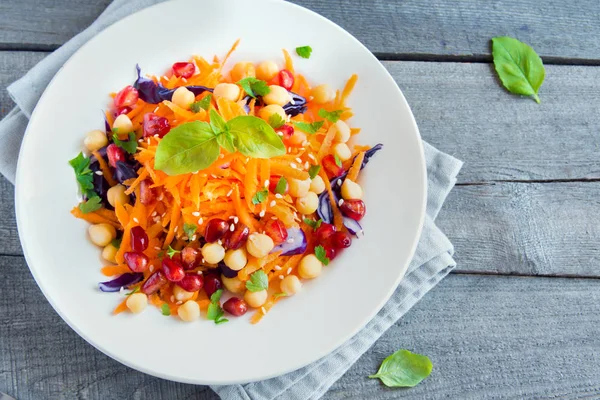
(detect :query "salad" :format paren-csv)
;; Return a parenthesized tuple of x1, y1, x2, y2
(69, 41, 382, 324)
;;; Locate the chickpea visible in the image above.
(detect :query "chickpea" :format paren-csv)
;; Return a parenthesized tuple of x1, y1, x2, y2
(84, 129, 108, 152)
(213, 83, 241, 102)
(288, 177, 311, 198)
(177, 300, 200, 322)
(280, 275, 302, 296)
(332, 142, 352, 162)
(311, 84, 335, 104)
(171, 87, 195, 110)
(256, 61, 279, 81)
(263, 85, 291, 106)
(341, 179, 363, 200)
(102, 243, 118, 263)
(88, 223, 117, 247)
(309, 175, 326, 194)
(230, 62, 256, 82)
(298, 254, 322, 279)
(222, 275, 245, 294)
(223, 248, 247, 271)
(107, 184, 129, 207)
(333, 120, 351, 143)
(201, 242, 226, 264)
(112, 114, 133, 138)
(173, 285, 194, 302)
(258, 104, 286, 122)
(246, 233, 274, 258)
(244, 289, 268, 308)
(126, 293, 148, 314)
(296, 192, 319, 215)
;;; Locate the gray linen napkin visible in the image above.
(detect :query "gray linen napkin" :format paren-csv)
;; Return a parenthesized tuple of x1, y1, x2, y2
(0, 0, 463, 398)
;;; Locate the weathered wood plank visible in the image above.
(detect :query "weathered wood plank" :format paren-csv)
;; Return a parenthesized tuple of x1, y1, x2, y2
(2, 255, 599, 399)
(1, 0, 600, 62)
(0, 51, 46, 118)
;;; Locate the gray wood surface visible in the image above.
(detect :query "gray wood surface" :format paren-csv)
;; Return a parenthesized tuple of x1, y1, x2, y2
(2, 0, 600, 62)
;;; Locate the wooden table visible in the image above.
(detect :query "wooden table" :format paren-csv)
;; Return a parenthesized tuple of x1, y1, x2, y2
(2, 1, 600, 398)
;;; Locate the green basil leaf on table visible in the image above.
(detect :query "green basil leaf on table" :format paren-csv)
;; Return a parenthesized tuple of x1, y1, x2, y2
(228, 116, 286, 158)
(491, 36, 545, 103)
(369, 349, 433, 387)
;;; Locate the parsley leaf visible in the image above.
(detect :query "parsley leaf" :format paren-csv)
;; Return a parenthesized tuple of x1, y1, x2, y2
(210, 289, 224, 303)
(314, 245, 330, 266)
(207, 289, 229, 324)
(69, 152, 95, 197)
(190, 94, 212, 112)
(78, 196, 102, 214)
(318, 108, 344, 123)
(111, 237, 122, 249)
(252, 189, 269, 205)
(112, 132, 138, 155)
(308, 165, 321, 179)
(246, 270, 269, 292)
(334, 154, 342, 167)
(275, 176, 288, 195)
(237, 77, 271, 98)
(369, 349, 433, 387)
(183, 223, 197, 238)
(167, 245, 180, 258)
(126, 286, 140, 296)
(303, 218, 322, 230)
(161, 303, 171, 316)
(296, 46, 313, 59)
(293, 121, 324, 134)
(268, 113, 286, 129)
(215, 317, 229, 325)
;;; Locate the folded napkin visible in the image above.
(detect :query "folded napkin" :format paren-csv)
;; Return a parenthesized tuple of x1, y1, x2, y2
(0, 0, 463, 398)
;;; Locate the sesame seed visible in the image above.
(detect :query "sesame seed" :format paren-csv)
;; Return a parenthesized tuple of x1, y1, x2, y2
(191, 235, 197, 241)
(170, 296, 175, 302)
(182, 236, 189, 241)
(151, 211, 157, 217)
(119, 286, 126, 295)
(290, 163, 297, 169)
(138, 138, 144, 143)
(286, 267, 292, 274)
(302, 140, 309, 146)
(308, 154, 316, 161)
(259, 210, 266, 217)
(234, 216, 239, 224)
(197, 270, 203, 275)
(295, 157, 302, 163)
(271, 216, 278, 220)
(154, 134, 159, 138)
(162, 75, 168, 80)
(275, 193, 283, 199)
(218, 239, 222, 245)
(133, 217, 139, 223)
(154, 246, 161, 250)
(95, 170, 103, 176)
(198, 218, 203, 225)
(287, 238, 294, 244)
(270, 200, 276, 207)
(230, 224, 235, 231)
(261, 306, 266, 314)
(182, 77, 188, 83)
(227, 189, 233, 196)
(304, 161, 309, 169)
(153, 217, 160, 223)
(210, 174, 217, 179)
(161, 212, 166, 217)
(279, 275, 284, 280)
(277, 131, 284, 136)
(153, 106, 159, 113)
(192, 171, 198, 175)
(158, 194, 164, 201)
(337, 179, 342, 186)
(274, 265, 282, 271)
(192, 211, 200, 217)
(174, 226, 178, 232)
(147, 139, 151, 145)
(264, 179, 270, 188)
(290, 97, 296, 105)
(338, 199, 344, 206)
(149, 265, 154, 272)
(299, 148, 306, 152)
(245, 157, 250, 162)
(176, 301, 183, 305)
(219, 153, 224, 159)
(202, 258, 205, 263)
(286, 114, 291, 122)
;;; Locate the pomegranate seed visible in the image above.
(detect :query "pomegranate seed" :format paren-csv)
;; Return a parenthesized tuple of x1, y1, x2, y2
(278, 124, 294, 139)
(162, 258, 185, 282)
(124, 251, 149, 272)
(324, 245, 338, 261)
(223, 297, 248, 316)
(114, 85, 139, 108)
(181, 246, 200, 269)
(340, 199, 366, 221)
(106, 144, 125, 168)
(172, 62, 195, 79)
(178, 274, 204, 292)
(278, 69, 294, 91)
(141, 270, 167, 294)
(203, 273, 222, 298)
(139, 179, 155, 205)
(315, 223, 336, 244)
(223, 223, 249, 249)
(263, 219, 288, 245)
(143, 113, 170, 138)
(330, 231, 352, 249)
(322, 154, 344, 178)
(130, 226, 149, 252)
(269, 175, 288, 194)
(114, 106, 131, 116)
(204, 218, 230, 243)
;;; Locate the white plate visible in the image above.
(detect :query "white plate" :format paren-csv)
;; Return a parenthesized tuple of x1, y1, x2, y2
(15, 0, 426, 385)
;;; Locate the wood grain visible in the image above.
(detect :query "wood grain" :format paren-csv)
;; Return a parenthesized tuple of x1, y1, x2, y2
(2, 0, 600, 62)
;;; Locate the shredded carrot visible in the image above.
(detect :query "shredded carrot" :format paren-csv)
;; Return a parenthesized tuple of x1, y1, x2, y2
(219, 39, 241, 72)
(316, 125, 338, 161)
(339, 74, 358, 107)
(251, 296, 282, 324)
(244, 159, 258, 211)
(93, 208, 119, 223)
(270, 161, 310, 181)
(282, 49, 294, 74)
(232, 184, 258, 232)
(91, 150, 117, 187)
(163, 204, 180, 248)
(113, 299, 128, 315)
(101, 264, 131, 276)
(347, 152, 365, 182)
(71, 207, 121, 229)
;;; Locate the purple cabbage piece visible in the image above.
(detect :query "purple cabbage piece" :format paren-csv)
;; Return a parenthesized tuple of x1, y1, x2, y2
(98, 273, 143, 292)
(272, 227, 307, 255)
(218, 262, 239, 278)
(343, 217, 363, 235)
(88, 147, 110, 206)
(114, 161, 137, 184)
(283, 92, 307, 116)
(134, 65, 212, 104)
(103, 112, 111, 133)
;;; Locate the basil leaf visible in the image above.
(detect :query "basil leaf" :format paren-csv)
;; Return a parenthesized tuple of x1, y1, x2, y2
(112, 132, 138, 154)
(191, 94, 212, 112)
(183, 223, 197, 238)
(268, 113, 286, 129)
(314, 245, 329, 266)
(491, 36, 545, 103)
(246, 270, 268, 292)
(293, 121, 324, 134)
(252, 189, 269, 205)
(154, 121, 220, 175)
(209, 109, 228, 135)
(369, 349, 433, 387)
(275, 176, 287, 194)
(237, 77, 271, 98)
(318, 108, 343, 123)
(78, 196, 102, 214)
(295, 46, 313, 59)
(228, 116, 286, 158)
(161, 303, 171, 316)
(308, 165, 321, 179)
(216, 131, 236, 153)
